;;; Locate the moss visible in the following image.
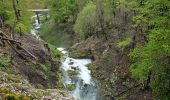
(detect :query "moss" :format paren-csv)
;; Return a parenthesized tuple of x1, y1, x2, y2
(66, 84, 76, 91)
(68, 70, 78, 77)
(11, 83, 20, 88)
(0, 87, 31, 100)
(48, 44, 64, 57)
(0, 87, 10, 93)
(69, 51, 90, 59)
(56, 71, 64, 89)
(118, 96, 125, 100)
(4, 94, 19, 100)
(87, 64, 98, 78)
(39, 64, 47, 72)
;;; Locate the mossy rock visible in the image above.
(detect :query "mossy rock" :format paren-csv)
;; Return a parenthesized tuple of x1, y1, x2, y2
(68, 70, 78, 77)
(66, 84, 76, 91)
(69, 51, 90, 59)
(87, 64, 98, 79)
(69, 62, 74, 65)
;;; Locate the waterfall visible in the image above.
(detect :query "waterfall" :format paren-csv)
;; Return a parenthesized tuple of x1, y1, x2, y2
(58, 48, 100, 100)
(31, 15, 101, 100)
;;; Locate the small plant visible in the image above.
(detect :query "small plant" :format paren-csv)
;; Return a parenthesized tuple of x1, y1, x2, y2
(0, 53, 11, 67)
(66, 84, 76, 91)
(117, 37, 132, 49)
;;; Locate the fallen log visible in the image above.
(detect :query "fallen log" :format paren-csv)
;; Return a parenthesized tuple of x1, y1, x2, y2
(0, 30, 37, 60)
(0, 36, 21, 44)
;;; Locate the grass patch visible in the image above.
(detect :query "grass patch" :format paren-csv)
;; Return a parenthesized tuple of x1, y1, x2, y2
(0, 53, 15, 74)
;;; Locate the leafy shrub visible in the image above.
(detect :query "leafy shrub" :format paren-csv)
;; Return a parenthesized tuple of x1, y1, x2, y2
(74, 2, 97, 40)
(74, 1, 114, 40)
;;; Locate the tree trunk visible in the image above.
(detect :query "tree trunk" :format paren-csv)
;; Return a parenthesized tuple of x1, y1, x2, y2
(12, 0, 20, 21)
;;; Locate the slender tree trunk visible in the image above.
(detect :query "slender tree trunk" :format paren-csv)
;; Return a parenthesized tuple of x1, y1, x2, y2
(12, 0, 19, 21)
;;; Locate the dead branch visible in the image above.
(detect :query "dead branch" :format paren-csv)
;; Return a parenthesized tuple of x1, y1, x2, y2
(0, 36, 21, 44)
(0, 30, 37, 60)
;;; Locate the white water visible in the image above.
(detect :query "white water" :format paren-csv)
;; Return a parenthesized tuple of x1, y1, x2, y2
(58, 48, 100, 100)
(31, 16, 100, 100)
(30, 15, 42, 39)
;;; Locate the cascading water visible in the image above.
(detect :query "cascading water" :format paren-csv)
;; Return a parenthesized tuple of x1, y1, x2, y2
(31, 15, 101, 100)
(58, 48, 100, 100)
(31, 15, 41, 39)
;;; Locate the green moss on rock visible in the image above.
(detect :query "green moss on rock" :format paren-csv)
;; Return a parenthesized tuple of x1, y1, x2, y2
(66, 84, 76, 91)
(69, 51, 90, 59)
(68, 70, 78, 77)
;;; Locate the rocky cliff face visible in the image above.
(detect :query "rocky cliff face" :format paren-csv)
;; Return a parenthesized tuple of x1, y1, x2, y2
(69, 8, 152, 100)
(0, 29, 73, 99)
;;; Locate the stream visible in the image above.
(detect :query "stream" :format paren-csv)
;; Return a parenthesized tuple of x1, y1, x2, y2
(31, 15, 101, 100)
(57, 48, 100, 100)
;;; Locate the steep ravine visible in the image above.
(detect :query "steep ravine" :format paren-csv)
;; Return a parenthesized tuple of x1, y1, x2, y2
(31, 15, 101, 100)
(58, 48, 101, 100)
(69, 8, 152, 100)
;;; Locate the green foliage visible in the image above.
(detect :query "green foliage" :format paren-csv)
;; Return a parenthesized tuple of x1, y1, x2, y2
(0, 0, 32, 33)
(74, 2, 97, 40)
(39, 20, 73, 47)
(74, 0, 114, 40)
(102, 0, 114, 24)
(48, 43, 64, 58)
(66, 84, 76, 90)
(117, 37, 132, 49)
(0, 53, 11, 67)
(68, 70, 78, 77)
(47, 0, 78, 23)
(4, 94, 19, 100)
(129, 0, 170, 99)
